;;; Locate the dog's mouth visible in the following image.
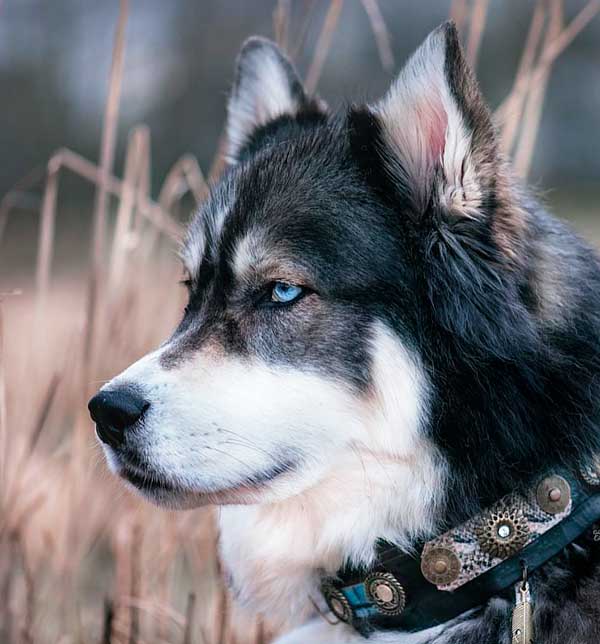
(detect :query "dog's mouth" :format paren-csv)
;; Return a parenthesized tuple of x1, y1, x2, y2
(114, 453, 301, 507)
(120, 466, 179, 494)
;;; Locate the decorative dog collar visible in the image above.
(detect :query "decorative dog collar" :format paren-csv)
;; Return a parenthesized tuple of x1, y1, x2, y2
(321, 460, 600, 636)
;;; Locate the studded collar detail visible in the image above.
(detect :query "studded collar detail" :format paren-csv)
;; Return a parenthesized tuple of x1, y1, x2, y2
(320, 462, 600, 636)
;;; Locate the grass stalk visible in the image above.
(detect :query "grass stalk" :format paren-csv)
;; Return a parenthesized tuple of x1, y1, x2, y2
(450, 0, 469, 34)
(360, 0, 394, 70)
(86, 0, 129, 371)
(465, 0, 490, 69)
(273, 0, 291, 51)
(305, 0, 344, 94)
(34, 158, 60, 319)
(499, 0, 547, 156)
(514, 0, 564, 177)
(182, 593, 196, 644)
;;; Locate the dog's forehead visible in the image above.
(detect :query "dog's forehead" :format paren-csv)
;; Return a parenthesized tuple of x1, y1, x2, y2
(182, 126, 354, 278)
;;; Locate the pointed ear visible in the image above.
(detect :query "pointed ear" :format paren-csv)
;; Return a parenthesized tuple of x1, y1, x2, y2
(353, 21, 501, 222)
(226, 37, 324, 163)
(349, 23, 532, 355)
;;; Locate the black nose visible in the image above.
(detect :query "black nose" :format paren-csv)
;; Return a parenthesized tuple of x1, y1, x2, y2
(88, 387, 149, 449)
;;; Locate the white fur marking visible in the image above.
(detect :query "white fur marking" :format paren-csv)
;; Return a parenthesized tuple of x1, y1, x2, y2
(218, 322, 444, 625)
(181, 178, 235, 276)
(232, 230, 266, 279)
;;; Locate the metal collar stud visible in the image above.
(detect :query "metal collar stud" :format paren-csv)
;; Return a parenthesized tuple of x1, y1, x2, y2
(364, 572, 406, 616)
(321, 579, 353, 623)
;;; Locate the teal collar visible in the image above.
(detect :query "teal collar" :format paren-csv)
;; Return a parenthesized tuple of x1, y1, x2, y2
(321, 461, 600, 636)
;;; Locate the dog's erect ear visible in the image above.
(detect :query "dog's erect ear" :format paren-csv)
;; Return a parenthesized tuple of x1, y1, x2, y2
(226, 37, 323, 163)
(350, 23, 532, 355)
(351, 21, 525, 260)
(361, 21, 499, 218)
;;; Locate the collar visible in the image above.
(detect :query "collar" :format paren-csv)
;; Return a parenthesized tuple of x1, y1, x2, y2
(320, 458, 600, 636)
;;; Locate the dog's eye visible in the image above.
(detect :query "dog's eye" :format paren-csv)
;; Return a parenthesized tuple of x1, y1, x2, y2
(270, 282, 304, 304)
(179, 271, 192, 290)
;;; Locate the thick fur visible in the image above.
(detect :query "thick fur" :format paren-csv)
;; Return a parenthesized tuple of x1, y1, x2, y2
(92, 23, 600, 643)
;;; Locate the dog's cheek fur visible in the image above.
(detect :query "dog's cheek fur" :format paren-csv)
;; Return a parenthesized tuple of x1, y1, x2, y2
(218, 321, 446, 625)
(99, 319, 445, 624)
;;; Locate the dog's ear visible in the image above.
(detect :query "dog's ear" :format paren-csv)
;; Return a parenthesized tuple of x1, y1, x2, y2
(353, 21, 503, 221)
(226, 37, 324, 163)
(350, 22, 532, 354)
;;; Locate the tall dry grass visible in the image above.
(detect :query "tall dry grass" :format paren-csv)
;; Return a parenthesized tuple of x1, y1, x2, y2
(0, 1, 598, 642)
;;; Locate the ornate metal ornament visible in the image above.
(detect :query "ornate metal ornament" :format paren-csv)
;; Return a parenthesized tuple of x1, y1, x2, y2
(420, 546, 462, 586)
(326, 466, 600, 638)
(321, 579, 353, 623)
(475, 507, 529, 559)
(364, 572, 406, 616)
(536, 475, 570, 514)
(580, 454, 600, 487)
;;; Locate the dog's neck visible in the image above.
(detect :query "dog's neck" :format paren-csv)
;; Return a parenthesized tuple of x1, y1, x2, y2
(218, 448, 442, 627)
(219, 455, 600, 641)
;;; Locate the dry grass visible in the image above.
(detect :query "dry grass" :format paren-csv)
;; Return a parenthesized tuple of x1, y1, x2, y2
(0, 1, 597, 642)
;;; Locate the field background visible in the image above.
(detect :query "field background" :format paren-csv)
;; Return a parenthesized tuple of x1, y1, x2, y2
(1, 1, 599, 643)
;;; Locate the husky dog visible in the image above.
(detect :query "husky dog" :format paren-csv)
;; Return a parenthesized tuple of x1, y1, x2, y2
(89, 22, 600, 644)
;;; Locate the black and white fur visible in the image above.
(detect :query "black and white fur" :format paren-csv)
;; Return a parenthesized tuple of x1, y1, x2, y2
(93, 23, 600, 643)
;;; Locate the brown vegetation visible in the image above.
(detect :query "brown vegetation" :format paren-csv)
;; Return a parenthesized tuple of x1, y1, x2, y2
(0, 1, 598, 642)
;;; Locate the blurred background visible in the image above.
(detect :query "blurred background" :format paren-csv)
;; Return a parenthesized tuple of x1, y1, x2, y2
(2, 0, 600, 280)
(0, 1, 599, 643)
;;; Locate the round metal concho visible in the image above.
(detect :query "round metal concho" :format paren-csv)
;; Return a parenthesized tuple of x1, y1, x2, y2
(421, 546, 462, 586)
(475, 508, 530, 559)
(536, 475, 571, 514)
(321, 580, 353, 623)
(364, 572, 406, 616)
(580, 455, 600, 487)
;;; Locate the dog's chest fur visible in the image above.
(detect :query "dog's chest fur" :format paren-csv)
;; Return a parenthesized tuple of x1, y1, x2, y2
(218, 441, 443, 627)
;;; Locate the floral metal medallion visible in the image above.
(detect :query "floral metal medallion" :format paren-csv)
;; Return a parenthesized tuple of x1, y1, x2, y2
(321, 579, 353, 623)
(475, 507, 530, 559)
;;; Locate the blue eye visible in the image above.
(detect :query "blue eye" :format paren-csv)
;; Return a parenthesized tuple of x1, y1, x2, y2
(271, 282, 304, 304)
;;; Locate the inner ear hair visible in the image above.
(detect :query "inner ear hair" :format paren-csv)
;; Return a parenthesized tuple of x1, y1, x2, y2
(226, 37, 322, 163)
(367, 21, 499, 219)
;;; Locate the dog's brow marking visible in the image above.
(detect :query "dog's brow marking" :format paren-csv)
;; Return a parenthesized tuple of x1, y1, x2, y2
(231, 229, 310, 285)
(181, 221, 205, 277)
(232, 230, 266, 279)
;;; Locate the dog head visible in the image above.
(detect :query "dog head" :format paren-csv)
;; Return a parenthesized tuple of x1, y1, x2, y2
(89, 23, 533, 529)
